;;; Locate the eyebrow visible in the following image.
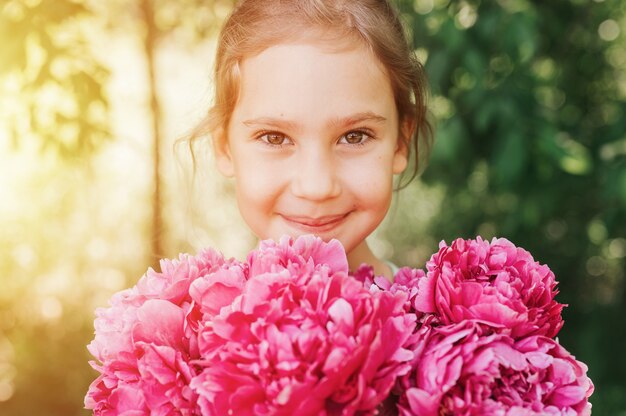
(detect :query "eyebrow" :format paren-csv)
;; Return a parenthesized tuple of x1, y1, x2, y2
(242, 111, 387, 131)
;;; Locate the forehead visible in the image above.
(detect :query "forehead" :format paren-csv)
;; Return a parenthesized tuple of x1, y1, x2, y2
(231, 39, 397, 125)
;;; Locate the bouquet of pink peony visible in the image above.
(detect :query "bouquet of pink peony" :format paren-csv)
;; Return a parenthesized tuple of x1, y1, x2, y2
(85, 235, 594, 415)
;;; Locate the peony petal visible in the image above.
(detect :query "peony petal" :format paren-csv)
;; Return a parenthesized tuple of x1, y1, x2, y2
(189, 266, 245, 317)
(549, 385, 588, 407)
(292, 235, 349, 273)
(414, 272, 436, 313)
(491, 341, 527, 371)
(405, 388, 440, 416)
(327, 298, 354, 333)
(132, 299, 185, 349)
(109, 383, 147, 413)
(463, 302, 520, 329)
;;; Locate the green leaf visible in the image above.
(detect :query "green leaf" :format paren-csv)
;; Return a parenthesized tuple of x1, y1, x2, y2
(425, 50, 451, 91)
(463, 48, 484, 78)
(542, 133, 593, 175)
(475, 99, 499, 133)
(491, 130, 527, 186)
(619, 169, 626, 207)
(430, 118, 468, 163)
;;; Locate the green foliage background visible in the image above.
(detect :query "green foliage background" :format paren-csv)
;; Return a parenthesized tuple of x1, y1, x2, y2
(0, 0, 624, 414)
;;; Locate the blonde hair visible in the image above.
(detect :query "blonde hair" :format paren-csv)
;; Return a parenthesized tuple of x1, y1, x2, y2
(187, 0, 433, 189)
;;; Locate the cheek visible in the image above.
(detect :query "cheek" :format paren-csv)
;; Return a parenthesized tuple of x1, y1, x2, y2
(232, 158, 287, 238)
(232, 148, 282, 202)
(345, 157, 394, 205)
(234, 172, 277, 210)
(234, 180, 273, 240)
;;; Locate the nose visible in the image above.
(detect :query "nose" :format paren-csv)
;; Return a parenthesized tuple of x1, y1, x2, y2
(290, 147, 341, 201)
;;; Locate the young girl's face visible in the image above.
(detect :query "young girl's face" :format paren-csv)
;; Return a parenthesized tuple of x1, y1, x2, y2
(214, 38, 409, 258)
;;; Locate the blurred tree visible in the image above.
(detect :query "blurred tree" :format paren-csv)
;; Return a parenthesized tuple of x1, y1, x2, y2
(95, 0, 235, 265)
(0, 0, 110, 158)
(0, 1, 233, 415)
(0, 0, 235, 264)
(386, 0, 626, 413)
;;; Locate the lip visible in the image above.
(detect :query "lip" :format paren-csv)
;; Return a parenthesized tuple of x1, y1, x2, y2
(281, 213, 350, 232)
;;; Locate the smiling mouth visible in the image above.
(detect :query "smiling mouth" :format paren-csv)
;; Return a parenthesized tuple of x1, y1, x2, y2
(280, 213, 350, 231)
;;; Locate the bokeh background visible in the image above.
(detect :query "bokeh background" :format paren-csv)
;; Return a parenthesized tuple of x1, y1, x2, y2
(1, 0, 624, 414)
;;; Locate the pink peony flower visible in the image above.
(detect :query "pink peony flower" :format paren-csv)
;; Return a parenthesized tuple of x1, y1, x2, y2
(247, 234, 349, 277)
(376, 267, 434, 316)
(399, 320, 594, 416)
(85, 298, 197, 415)
(190, 236, 417, 416)
(418, 237, 565, 338)
(85, 248, 245, 415)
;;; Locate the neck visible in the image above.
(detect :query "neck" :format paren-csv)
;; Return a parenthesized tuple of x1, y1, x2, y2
(347, 240, 393, 282)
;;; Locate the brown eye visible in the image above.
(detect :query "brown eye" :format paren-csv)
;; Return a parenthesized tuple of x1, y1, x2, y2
(260, 132, 288, 146)
(339, 131, 371, 145)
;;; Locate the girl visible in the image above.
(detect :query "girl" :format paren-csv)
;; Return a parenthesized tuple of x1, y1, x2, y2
(189, 0, 432, 281)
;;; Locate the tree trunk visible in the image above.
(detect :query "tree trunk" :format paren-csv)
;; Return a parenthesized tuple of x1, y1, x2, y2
(139, 0, 164, 266)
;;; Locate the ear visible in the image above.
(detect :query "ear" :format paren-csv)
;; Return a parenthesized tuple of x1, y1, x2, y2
(392, 117, 414, 174)
(212, 127, 235, 178)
